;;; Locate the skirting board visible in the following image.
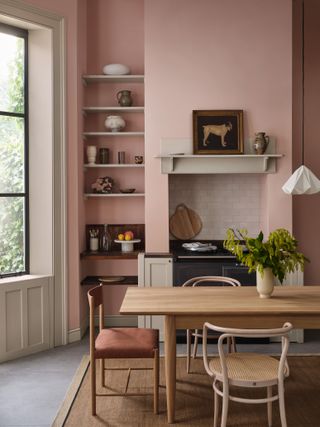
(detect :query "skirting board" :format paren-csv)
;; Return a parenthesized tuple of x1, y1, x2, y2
(69, 315, 138, 343)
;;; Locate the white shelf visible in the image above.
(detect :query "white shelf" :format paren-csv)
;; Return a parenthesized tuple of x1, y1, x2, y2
(83, 131, 144, 138)
(83, 75, 144, 84)
(83, 106, 144, 113)
(155, 154, 283, 174)
(85, 193, 145, 198)
(84, 164, 144, 169)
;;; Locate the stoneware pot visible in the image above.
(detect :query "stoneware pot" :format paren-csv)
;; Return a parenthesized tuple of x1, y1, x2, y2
(102, 63, 130, 75)
(256, 267, 275, 298)
(86, 145, 97, 165)
(117, 90, 132, 107)
(104, 115, 126, 132)
(253, 132, 269, 155)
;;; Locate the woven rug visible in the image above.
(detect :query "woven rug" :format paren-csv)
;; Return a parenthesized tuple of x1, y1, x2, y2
(53, 355, 320, 427)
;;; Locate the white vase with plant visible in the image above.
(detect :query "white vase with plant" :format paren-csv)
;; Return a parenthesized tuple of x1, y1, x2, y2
(224, 228, 308, 298)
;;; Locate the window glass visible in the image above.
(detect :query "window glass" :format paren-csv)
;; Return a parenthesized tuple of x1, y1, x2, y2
(0, 197, 25, 275)
(0, 115, 24, 193)
(0, 25, 28, 277)
(0, 32, 24, 114)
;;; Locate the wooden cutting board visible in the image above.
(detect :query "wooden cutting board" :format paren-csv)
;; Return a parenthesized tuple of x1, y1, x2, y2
(169, 204, 202, 239)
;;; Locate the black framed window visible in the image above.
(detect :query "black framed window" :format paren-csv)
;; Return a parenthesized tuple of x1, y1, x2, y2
(0, 23, 29, 277)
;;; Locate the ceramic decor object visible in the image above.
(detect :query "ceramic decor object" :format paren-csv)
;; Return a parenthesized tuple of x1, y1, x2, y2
(86, 145, 97, 165)
(253, 132, 269, 155)
(117, 90, 132, 106)
(256, 268, 275, 298)
(105, 115, 125, 132)
(102, 63, 130, 75)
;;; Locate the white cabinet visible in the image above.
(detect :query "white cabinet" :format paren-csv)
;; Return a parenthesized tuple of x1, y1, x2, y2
(138, 253, 173, 340)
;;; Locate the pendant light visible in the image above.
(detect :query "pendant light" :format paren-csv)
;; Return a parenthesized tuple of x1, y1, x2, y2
(282, 0, 320, 195)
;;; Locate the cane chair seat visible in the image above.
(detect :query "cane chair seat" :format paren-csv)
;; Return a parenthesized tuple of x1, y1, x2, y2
(95, 328, 159, 359)
(209, 352, 280, 385)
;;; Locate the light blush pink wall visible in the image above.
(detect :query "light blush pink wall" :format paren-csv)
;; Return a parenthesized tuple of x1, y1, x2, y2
(85, 0, 145, 227)
(145, 0, 292, 251)
(293, 0, 320, 284)
(83, 0, 144, 315)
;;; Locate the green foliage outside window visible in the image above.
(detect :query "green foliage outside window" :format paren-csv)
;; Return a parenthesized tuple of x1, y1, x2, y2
(0, 36, 25, 275)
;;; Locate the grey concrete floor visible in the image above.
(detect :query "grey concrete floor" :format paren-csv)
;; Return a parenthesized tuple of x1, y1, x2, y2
(1, 331, 320, 427)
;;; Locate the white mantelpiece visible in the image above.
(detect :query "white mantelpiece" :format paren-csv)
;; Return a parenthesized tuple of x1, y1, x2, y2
(156, 154, 282, 174)
(157, 137, 283, 174)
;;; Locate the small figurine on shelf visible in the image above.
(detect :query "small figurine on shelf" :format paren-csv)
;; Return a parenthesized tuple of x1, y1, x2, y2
(91, 176, 114, 193)
(101, 224, 112, 251)
(89, 228, 99, 251)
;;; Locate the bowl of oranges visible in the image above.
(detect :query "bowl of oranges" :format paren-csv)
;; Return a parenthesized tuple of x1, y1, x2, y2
(114, 231, 141, 252)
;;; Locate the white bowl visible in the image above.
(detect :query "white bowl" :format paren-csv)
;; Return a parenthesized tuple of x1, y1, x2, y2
(104, 115, 126, 132)
(102, 64, 130, 75)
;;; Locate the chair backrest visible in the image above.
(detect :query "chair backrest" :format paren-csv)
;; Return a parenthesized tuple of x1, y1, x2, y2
(182, 276, 241, 287)
(203, 322, 293, 382)
(87, 284, 105, 355)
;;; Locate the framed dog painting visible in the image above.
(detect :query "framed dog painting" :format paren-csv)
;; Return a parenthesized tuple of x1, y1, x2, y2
(193, 110, 244, 154)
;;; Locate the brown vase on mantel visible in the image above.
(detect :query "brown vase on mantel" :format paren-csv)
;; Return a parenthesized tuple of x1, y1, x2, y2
(253, 132, 269, 155)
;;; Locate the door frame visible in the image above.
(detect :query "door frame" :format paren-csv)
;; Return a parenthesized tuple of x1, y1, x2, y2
(0, 0, 67, 347)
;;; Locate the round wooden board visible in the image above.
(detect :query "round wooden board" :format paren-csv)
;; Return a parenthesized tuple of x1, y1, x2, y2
(169, 203, 202, 240)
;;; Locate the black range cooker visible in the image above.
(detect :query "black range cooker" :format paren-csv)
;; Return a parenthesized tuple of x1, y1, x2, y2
(171, 240, 261, 343)
(171, 240, 256, 287)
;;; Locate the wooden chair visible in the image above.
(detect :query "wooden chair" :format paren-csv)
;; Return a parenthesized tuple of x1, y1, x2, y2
(182, 276, 241, 373)
(203, 321, 293, 427)
(88, 284, 159, 416)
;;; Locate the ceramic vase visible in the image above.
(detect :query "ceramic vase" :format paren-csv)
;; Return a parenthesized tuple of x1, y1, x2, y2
(117, 90, 132, 107)
(86, 145, 97, 165)
(104, 115, 126, 132)
(90, 237, 99, 252)
(256, 267, 275, 298)
(253, 132, 269, 155)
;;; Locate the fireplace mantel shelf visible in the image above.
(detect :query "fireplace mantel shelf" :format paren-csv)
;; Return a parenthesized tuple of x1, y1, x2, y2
(155, 154, 283, 174)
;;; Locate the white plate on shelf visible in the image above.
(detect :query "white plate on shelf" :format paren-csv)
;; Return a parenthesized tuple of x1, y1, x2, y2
(182, 242, 217, 252)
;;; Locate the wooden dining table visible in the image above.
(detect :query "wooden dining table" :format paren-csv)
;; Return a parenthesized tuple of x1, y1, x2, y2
(120, 285, 320, 424)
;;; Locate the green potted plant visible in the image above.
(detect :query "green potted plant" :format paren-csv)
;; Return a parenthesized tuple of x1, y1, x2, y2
(224, 228, 308, 298)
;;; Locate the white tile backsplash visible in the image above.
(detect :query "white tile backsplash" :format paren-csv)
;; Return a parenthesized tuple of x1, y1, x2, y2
(169, 174, 262, 240)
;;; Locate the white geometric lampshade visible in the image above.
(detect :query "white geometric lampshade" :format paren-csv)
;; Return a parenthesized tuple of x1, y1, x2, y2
(282, 165, 320, 195)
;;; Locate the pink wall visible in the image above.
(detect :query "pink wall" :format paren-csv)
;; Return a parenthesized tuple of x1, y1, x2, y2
(20, 0, 295, 334)
(145, 0, 293, 251)
(293, 0, 320, 284)
(83, 0, 145, 315)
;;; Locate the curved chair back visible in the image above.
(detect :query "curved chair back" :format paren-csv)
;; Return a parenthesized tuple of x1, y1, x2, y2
(87, 284, 104, 340)
(203, 322, 293, 381)
(182, 276, 241, 287)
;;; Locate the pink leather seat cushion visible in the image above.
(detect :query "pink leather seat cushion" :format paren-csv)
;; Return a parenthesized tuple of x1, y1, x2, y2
(95, 328, 159, 359)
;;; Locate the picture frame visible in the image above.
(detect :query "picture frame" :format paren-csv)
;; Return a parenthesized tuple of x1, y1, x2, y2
(193, 110, 244, 154)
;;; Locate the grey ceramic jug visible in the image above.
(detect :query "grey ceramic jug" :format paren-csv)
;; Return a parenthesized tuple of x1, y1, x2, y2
(117, 90, 132, 107)
(253, 132, 269, 154)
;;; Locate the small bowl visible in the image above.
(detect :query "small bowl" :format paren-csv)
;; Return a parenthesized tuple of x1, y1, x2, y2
(120, 188, 136, 194)
(102, 64, 130, 75)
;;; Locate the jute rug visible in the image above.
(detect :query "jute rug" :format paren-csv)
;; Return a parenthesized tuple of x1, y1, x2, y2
(53, 355, 320, 426)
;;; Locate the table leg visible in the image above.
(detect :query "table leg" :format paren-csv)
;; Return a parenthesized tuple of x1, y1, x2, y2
(165, 315, 176, 424)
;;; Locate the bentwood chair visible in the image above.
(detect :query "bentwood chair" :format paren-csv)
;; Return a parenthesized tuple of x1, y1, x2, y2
(182, 276, 241, 373)
(88, 284, 159, 416)
(203, 322, 293, 427)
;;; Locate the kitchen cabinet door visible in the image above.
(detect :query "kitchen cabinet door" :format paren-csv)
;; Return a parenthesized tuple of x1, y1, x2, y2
(138, 253, 173, 341)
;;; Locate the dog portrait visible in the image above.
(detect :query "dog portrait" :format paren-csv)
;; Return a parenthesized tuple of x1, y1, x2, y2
(193, 110, 243, 154)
